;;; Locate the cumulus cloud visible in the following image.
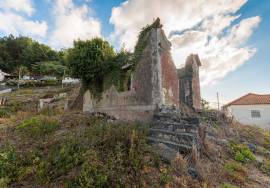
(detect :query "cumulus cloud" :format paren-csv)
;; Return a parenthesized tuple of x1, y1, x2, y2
(110, 0, 260, 86)
(0, 0, 34, 15)
(0, 0, 47, 39)
(0, 11, 47, 38)
(49, 0, 101, 48)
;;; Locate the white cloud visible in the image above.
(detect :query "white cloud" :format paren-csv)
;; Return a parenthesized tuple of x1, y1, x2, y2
(110, 0, 260, 86)
(0, 0, 34, 16)
(0, 0, 48, 39)
(0, 12, 47, 39)
(49, 0, 101, 48)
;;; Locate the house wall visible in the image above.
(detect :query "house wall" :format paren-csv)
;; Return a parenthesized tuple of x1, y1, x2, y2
(227, 104, 270, 129)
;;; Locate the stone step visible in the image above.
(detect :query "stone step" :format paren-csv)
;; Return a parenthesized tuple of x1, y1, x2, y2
(149, 128, 196, 145)
(151, 143, 179, 161)
(153, 114, 200, 124)
(147, 137, 192, 154)
(150, 121, 199, 133)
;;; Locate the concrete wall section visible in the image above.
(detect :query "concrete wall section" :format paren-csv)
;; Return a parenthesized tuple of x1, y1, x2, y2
(83, 88, 156, 121)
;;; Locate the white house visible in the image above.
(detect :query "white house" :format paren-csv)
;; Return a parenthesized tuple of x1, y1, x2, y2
(224, 93, 270, 129)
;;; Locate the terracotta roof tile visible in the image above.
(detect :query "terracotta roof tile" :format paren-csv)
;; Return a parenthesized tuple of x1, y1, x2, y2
(226, 93, 270, 106)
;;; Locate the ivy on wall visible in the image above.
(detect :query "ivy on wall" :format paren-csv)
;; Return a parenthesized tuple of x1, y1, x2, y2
(68, 21, 157, 100)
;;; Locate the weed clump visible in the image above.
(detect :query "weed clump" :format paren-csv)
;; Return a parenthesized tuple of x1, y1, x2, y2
(229, 143, 255, 163)
(0, 107, 12, 118)
(224, 162, 247, 184)
(260, 158, 270, 175)
(16, 116, 60, 138)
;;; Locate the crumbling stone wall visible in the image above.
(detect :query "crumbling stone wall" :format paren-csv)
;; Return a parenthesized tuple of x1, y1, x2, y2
(178, 54, 202, 111)
(82, 19, 201, 121)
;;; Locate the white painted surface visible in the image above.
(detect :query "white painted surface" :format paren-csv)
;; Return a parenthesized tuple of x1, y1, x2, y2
(227, 104, 270, 129)
(62, 77, 80, 84)
(0, 70, 10, 81)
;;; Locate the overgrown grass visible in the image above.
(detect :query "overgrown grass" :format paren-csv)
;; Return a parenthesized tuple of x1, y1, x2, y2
(0, 107, 12, 118)
(16, 116, 60, 138)
(1, 117, 164, 187)
(224, 162, 247, 184)
(260, 158, 270, 175)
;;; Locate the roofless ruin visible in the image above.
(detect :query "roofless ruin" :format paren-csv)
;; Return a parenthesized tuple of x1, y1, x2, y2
(82, 18, 202, 121)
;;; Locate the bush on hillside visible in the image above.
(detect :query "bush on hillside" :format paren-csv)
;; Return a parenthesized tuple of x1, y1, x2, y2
(16, 116, 60, 138)
(229, 143, 255, 163)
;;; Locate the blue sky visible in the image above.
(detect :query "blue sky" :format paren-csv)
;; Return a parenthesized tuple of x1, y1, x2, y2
(0, 0, 269, 106)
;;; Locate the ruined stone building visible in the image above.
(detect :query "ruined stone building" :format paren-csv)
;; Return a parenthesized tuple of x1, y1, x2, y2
(83, 19, 202, 121)
(178, 54, 202, 111)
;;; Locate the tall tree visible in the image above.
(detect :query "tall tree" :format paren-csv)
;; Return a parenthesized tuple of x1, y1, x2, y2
(0, 35, 60, 73)
(67, 38, 115, 109)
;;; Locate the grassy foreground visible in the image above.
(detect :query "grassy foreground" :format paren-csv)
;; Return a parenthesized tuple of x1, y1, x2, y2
(0, 87, 270, 188)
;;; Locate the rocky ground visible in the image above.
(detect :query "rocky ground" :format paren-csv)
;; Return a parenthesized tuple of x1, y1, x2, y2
(0, 86, 269, 188)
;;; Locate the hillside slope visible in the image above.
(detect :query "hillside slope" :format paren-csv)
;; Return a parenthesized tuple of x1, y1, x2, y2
(0, 87, 269, 187)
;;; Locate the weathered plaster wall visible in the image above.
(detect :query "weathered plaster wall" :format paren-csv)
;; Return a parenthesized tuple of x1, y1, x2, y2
(160, 53, 179, 106)
(82, 22, 192, 121)
(178, 54, 202, 111)
(132, 34, 154, 105)
(83, 87, 155, 121)
(191, 62, 201, 110)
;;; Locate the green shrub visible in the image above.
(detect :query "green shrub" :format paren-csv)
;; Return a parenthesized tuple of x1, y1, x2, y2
(230, 143, 255, 163)
(159, 168, 172, 185)
(0, 107, 12, 118)
(71, 162, 108, 187)
(260, 159, 270, 175)
(36, 139, 84, 183)
(16, 116, 60, 138)
(0, 147, 18, 185)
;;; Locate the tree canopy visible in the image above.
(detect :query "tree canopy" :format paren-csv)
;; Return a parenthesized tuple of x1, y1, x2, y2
(67, 38, 116, 97)
(0, 35, 63, 73)
(32, 61, 68, 77)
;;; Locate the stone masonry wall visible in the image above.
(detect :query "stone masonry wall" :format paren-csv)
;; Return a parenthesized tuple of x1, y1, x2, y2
(83, 21, 186, 121)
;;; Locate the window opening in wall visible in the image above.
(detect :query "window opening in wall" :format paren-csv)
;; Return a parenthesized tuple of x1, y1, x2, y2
(251, 110, 261, 118)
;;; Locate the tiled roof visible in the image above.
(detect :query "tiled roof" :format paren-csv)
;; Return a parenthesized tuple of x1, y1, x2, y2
(226, 93, 270, 106)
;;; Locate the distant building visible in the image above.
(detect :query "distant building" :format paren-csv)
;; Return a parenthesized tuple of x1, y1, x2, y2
(21, 75, 34, 80)
(40, 76, 57, 81)
(224, 93, 270, 129)
(62, 77, 80, 84)
(0, 70, 10, 82)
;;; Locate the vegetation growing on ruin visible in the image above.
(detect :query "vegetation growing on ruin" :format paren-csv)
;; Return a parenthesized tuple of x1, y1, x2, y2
(132, 24, 153, 67)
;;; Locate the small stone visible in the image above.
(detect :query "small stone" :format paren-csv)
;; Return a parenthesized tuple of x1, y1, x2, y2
(188, 167, 198, 179)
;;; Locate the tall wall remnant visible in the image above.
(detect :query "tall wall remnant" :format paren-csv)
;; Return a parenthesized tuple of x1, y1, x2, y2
(178, 54, 202, 111)
(83, 18, 202, 121)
